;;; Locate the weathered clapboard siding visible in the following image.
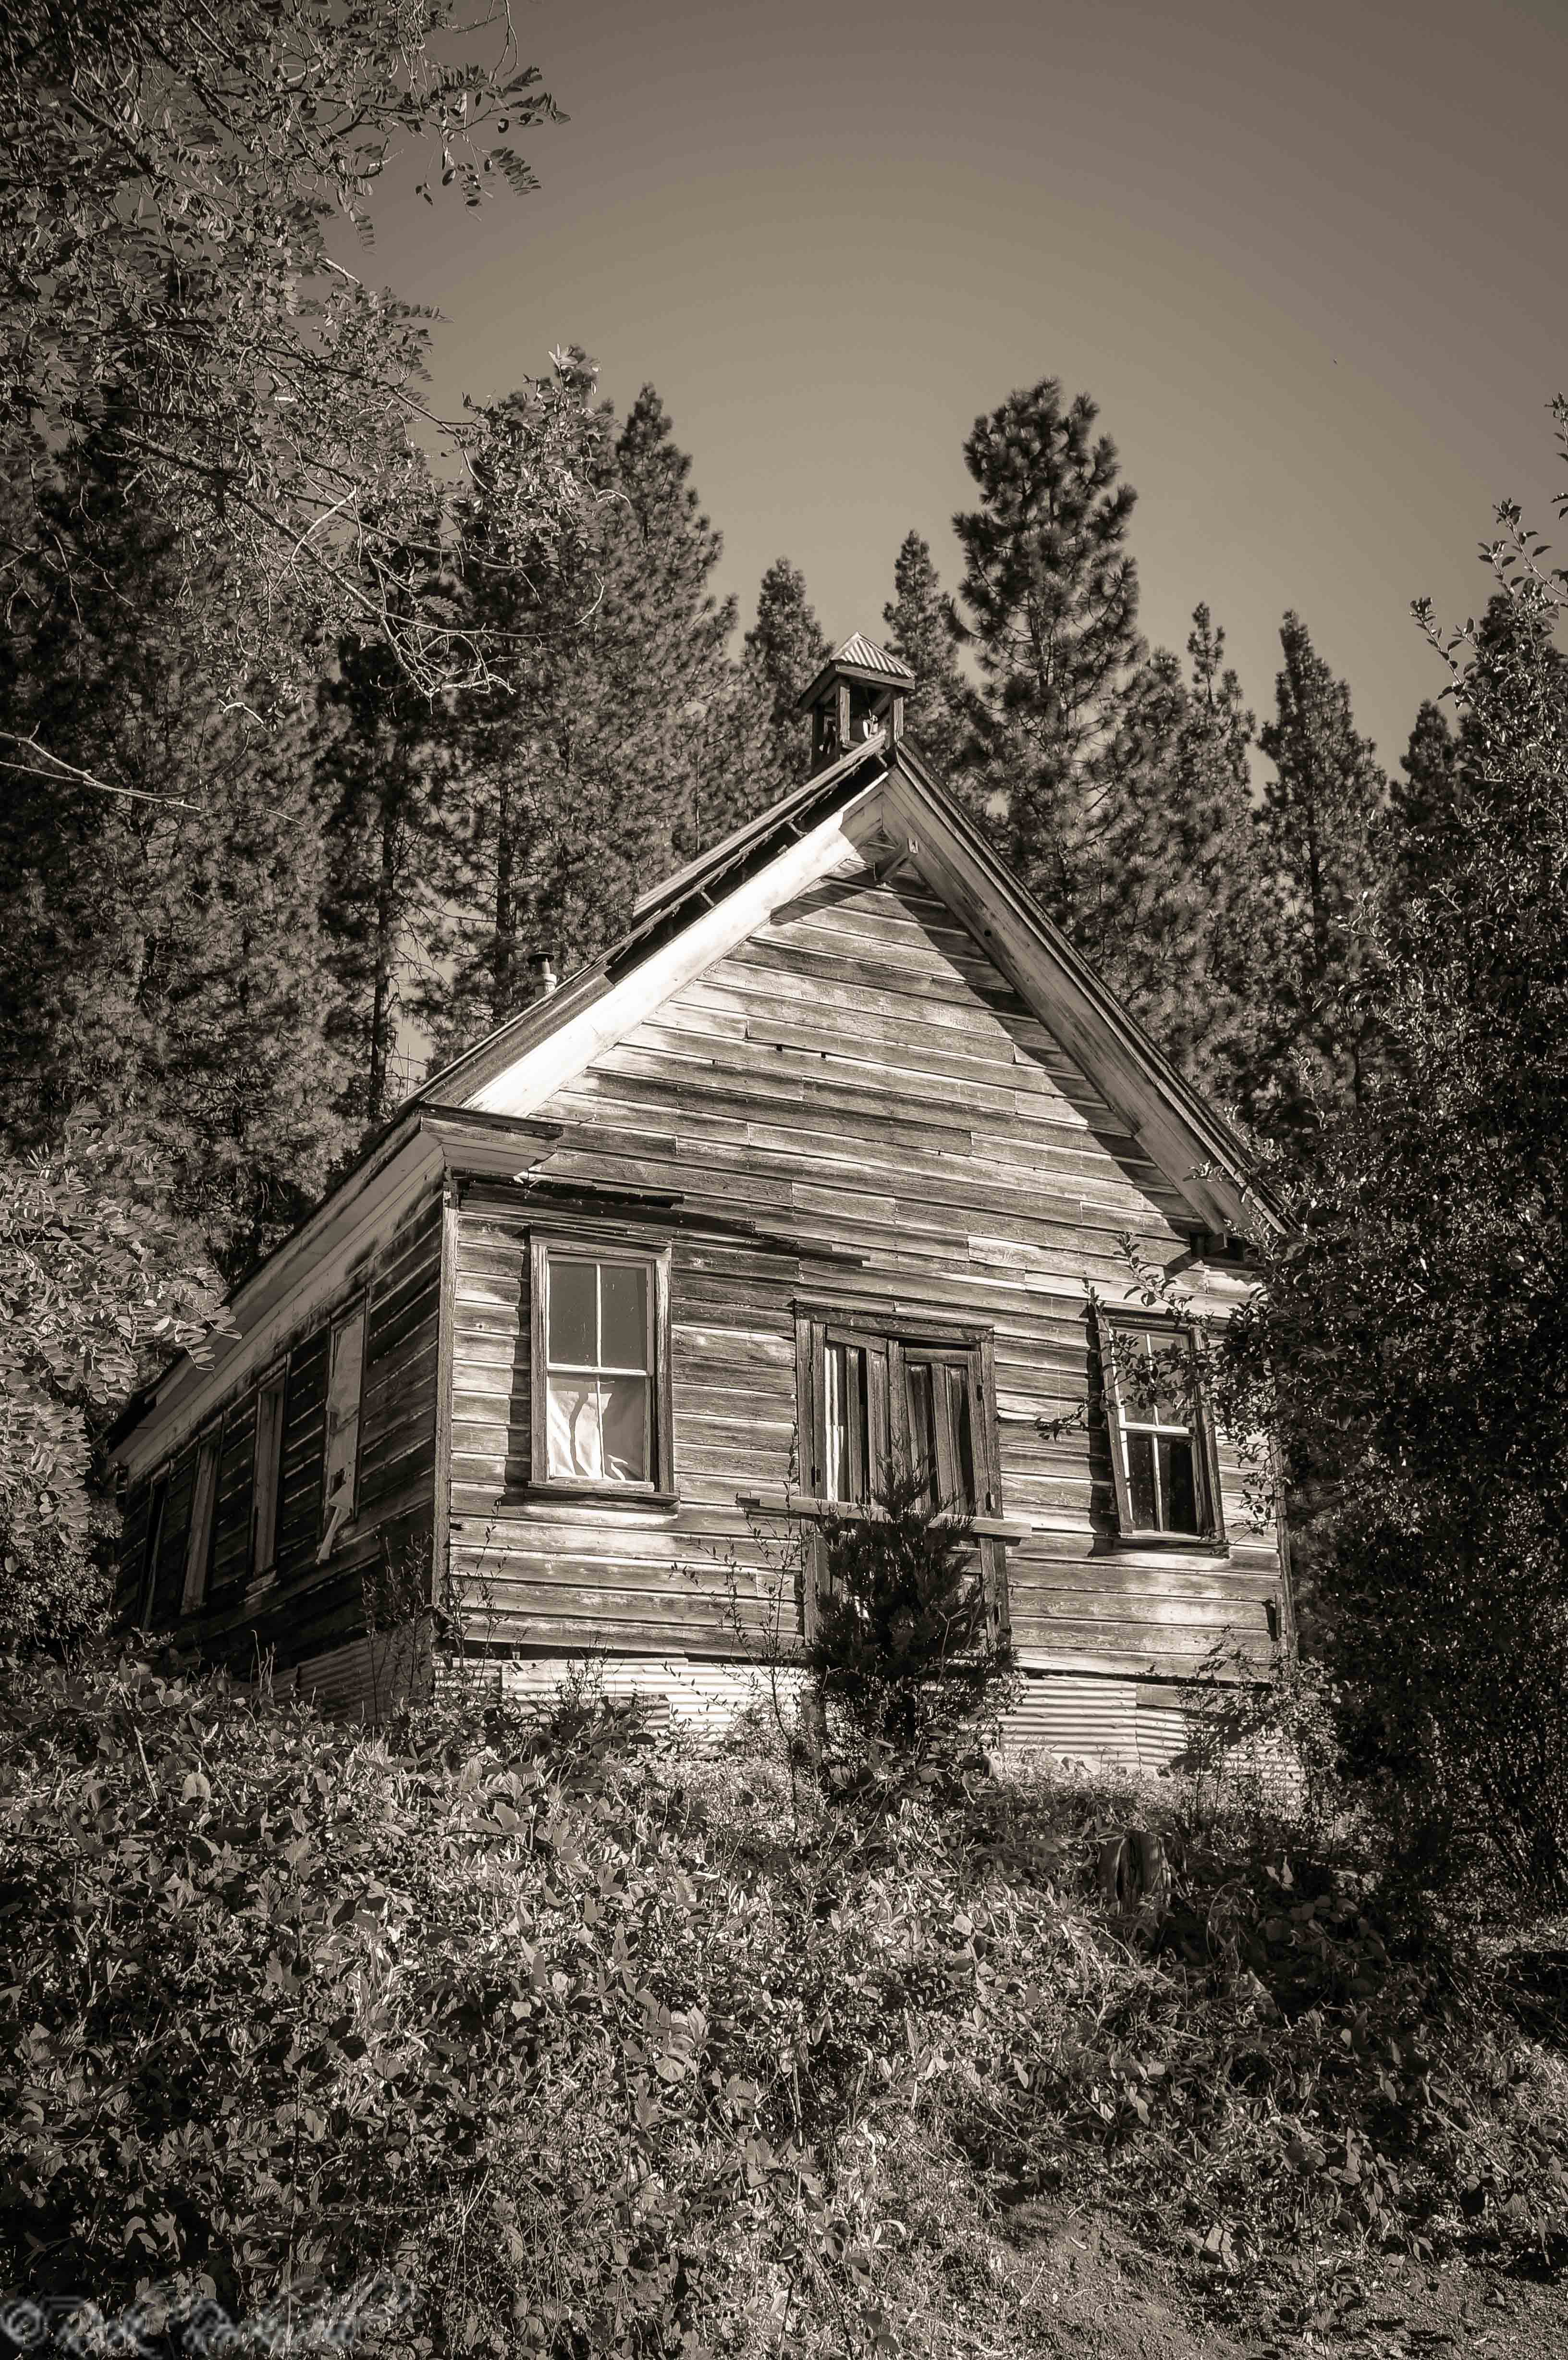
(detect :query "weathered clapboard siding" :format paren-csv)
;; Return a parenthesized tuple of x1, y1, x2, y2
(208, 1393, 258, 1601)
(118, 1180, 446, 1718)
(446, 852, 1287, 1681)
(277, 1327, 330, 1585)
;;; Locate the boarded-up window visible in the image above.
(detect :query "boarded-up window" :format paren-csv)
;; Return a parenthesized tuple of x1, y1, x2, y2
(181, 1427, 221, 1612)
(250, 1364, 288, 1576)
(317, 1303, 366, 1561)
(1094, 1309, 1224, 1545)
(528, 1237, 674, 1494)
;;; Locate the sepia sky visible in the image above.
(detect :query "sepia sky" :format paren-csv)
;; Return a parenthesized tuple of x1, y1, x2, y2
(368, 0, 1568, 767)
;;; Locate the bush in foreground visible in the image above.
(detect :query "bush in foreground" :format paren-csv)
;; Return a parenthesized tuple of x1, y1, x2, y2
(1, 1648, 1565, 2353)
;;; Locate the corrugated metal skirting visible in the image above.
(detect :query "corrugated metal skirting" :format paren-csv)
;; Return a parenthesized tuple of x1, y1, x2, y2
(268, 1635, 1193, 1768)
(998, 1675, 1190, 1773)
(268, 1627, 429, 1723)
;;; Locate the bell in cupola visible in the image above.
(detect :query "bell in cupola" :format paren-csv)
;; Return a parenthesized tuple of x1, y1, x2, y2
(796, 632, 915, 774)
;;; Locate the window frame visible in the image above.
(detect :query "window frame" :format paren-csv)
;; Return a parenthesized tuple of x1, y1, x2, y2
(795, 1305, 1001, 1519)
(250, 1358, 289, 1580)
(317, 1296, 368, 1563)
(179, 1420, 223, 1614)
(1092, 1303, 1226, 1549)
(135, 1465, 170, 1626)
(792, 1304, 1009, 1646)
(528, 1229, 676, 1500)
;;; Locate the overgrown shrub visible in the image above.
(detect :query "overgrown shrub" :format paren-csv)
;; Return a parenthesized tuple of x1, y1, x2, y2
(811, 1469, 1018, 1768)
(3, 1646, 1564, 2354)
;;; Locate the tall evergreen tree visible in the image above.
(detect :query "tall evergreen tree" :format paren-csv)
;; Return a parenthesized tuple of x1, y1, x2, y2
(317, 631, 447, 1132)
(0, 434, 353, 1277)
(882, 532, 970, 781)
(1091, 607, 1271, 1100)
(415, 364, 752, 1066)
(1387, 698, 1461, 910)
(1252, 612, 1387, 1129)
(953, 379, 1144, 933)
(1218, 462, 1568, 1899)
(741, 558, 831, 795)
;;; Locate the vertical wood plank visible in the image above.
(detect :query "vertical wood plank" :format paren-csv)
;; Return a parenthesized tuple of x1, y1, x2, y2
(528, 1230, 549, 1487)
(654, 1244, 676, 1494)
(432, 1178, 460, 1612)
(866, 1345, 889, 1499)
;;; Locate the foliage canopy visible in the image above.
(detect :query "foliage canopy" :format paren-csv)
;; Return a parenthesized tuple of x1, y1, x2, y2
(0, 1, 567, 701)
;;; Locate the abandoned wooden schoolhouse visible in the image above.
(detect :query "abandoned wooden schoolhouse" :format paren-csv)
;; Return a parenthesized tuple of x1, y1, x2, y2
(111, 633, 1290, 1764)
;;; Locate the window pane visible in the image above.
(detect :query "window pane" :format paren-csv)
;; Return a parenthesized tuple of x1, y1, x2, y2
(140, 1478, 168, 1620)
(253, 1376, 285, 1573)
(323, 1308, 365, 1527)
(948, 1366, 977, 1512)
(600, 1375, 651, 1482)
(824, 1343, 872, 1503)
(824, 1343, 845, 1498)
(1159, 1436, 1200, 1534)
(906, 1360, 938, 1508)
(182, 1438, 219, 1613)
(1149, 1340, 1190, 1427)
(1125, 1430, 1158, 1529)
(548, 1376, 602, 1478)
(600, 1262, 649, 1371)
(548, 1258, 597, 1366)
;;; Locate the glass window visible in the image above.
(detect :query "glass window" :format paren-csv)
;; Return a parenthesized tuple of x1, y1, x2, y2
(136, 1472, 168, 1625)
(544, 1251, 654, 1486)
(1103, 1320, 1210, 1538)
(823, 1340, 873, 1505)
(800, 1318, 991, 1518)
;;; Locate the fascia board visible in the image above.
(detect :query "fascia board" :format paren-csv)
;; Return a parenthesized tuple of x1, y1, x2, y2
(115, 1133, 444, 1480)
(465, 783, 890, 1121)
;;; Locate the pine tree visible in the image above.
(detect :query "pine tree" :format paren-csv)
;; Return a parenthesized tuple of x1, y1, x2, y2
(1217, 452, 1568, 1898)
(317, 629, 447, 1131)
(953, 379, 1144, 933)
(1253, 612, 1387, 1128)
(0, 433, 354, 1277)
(416, 364, 754, 1064)
(741, 557, 831, 793)
(882, 532, 970, 782)
(1090, 607, 1271, 1099)
(1387, 698, 1461, 910)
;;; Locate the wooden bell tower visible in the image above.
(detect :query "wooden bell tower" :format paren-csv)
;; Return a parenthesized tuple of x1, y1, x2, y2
(796, 631, 915, 775)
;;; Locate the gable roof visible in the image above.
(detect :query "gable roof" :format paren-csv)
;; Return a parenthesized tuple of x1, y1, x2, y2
(415, 731, 1279, 1238)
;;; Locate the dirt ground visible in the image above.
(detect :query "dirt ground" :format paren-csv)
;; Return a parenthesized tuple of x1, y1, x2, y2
(998, 2209, 1568, 2358)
